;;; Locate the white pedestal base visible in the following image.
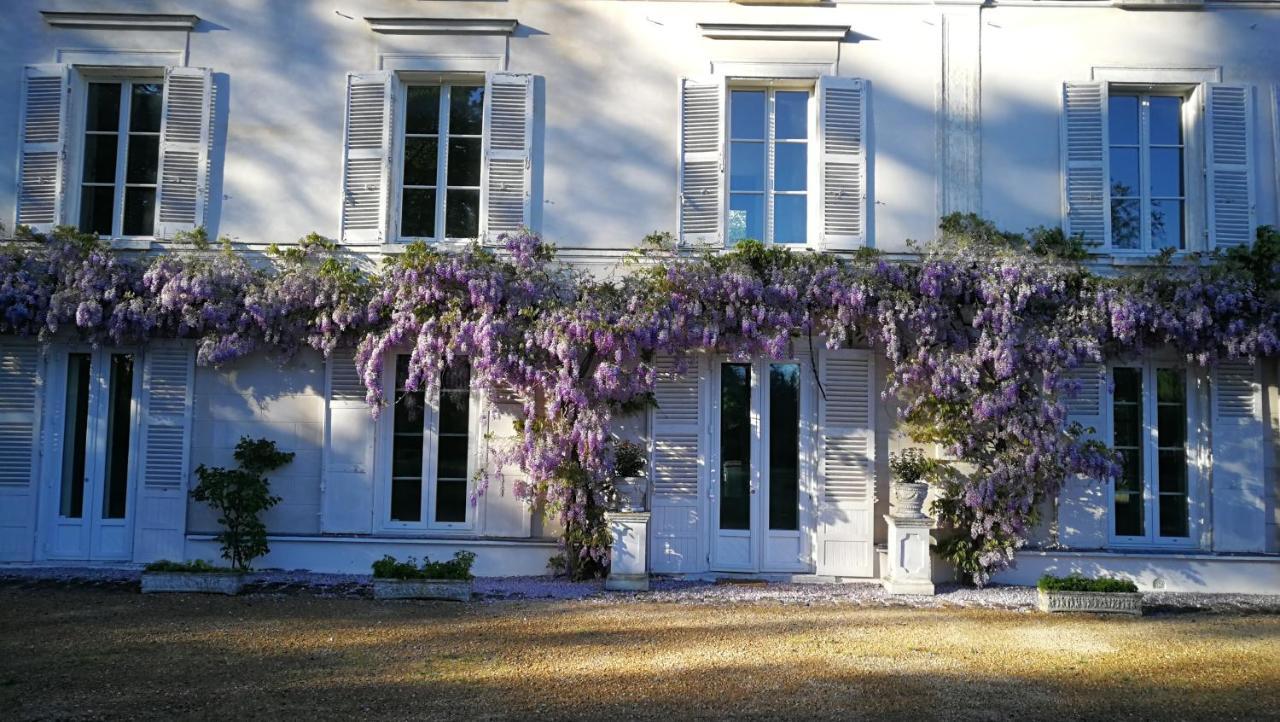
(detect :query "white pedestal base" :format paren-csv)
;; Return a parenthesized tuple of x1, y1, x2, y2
(605, 511, 650, 592)
(882, 514, 935, 596)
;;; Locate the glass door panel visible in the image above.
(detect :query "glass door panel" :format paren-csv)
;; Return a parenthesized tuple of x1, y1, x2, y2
(719, 363, 752, 531)
(767, 364, 800, 532)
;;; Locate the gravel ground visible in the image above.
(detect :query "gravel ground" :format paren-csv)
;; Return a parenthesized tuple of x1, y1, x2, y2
(1, 585, 1277, 721)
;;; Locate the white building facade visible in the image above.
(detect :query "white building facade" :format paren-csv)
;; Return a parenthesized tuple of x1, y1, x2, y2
(0, 0, 1278, 592)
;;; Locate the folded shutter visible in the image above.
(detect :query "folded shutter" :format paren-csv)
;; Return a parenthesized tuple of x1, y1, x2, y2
(155, 66, 213, 238)
(818, 76, 868, 251)
(1211, 361, 1265, 552)
(1206, 84, 1256, 249)
(15, 64, 69, 233)
(340, 71, 393, 245)
(481, 72, 533, 242)
(815, 348, 875, 577)
(134, 343, 194, 562)
(1058, 365, 1109, 548)
(0, 342, 41, 561)
(649, 356, 705, 573)
(1061, 82, 1110, 246)
(678, 77, 724, 246)
(321, 348, 376, 533)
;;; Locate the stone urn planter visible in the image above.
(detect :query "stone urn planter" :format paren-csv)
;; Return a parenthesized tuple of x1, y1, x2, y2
(889, 481, 930, 520)
(1038, 588, 1142, 615)
(372, 578, 473, 601)
(141, 571, 245, 595)
(612, 476, 649, 512)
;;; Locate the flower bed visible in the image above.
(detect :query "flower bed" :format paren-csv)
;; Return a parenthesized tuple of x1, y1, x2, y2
(1036, 574, 1142, 615)
(370, 552, 475, 601)
(140, 560, 244, 595)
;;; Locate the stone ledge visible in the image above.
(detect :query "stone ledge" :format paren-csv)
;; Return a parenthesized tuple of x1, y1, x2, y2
(41, 11, 199, 31)
(141, 572, 244, 595)
(1038, 588, 1143, 615)
(372, 578, 473, 601)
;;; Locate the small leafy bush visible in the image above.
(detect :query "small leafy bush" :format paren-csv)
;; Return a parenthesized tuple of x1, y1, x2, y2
(613, 440, 646, 478)
(1038, 574, 1138, 593)
(190, 437, 294, 571)
(372, 551, 476, 581)
(889, 448, 945, 485)
(144, 559, 235, 574)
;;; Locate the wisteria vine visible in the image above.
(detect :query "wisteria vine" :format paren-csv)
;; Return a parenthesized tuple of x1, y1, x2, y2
(1, 217, 1276, 583)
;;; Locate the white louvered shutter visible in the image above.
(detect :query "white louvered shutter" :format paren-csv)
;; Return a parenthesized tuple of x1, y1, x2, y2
(818, 76, 868, 251)
(1206, 84, 1256, 249)
(482, 72, 533, 242)
(678, 77, 724, 246)
(649, 356, 705, 573)
(1061, 82, 1109, 246)
(1211, 361, 1265, 552)
(0, 342, 40, 561)
(340, 71, 393, 245)
(134, 344, 194, 562)
(15, 65, 69, 233)
(155, 66, 213, 238)
(816, 348, 875, 577)
(321, 348, 376, 533)
(1058, 365, 1109, 548)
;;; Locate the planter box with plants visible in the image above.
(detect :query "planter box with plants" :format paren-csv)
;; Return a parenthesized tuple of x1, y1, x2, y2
(1037, 574, 1142, 615)
(371, 552, 476, 601)
(141, 559, 246, 595)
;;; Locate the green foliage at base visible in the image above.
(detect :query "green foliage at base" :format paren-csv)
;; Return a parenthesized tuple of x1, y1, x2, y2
(1037, 574, 1138, 593)
(371, 551, 476, 581)
(143, 559, 236, 574)
(190, 437, 294, 571)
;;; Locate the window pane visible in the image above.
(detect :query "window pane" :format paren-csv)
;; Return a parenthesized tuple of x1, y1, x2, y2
(129, 83, 163, 134)
(1114, 368, 1142, 403)
(82, 134, 118, 183)
(1157, 402, 1186, 449)
(122, 188, 155, 236)
(730, 91, 765, 140)
(444, 189, 479, 238)
(1158, 451, 1187, 494)
(402, 138, 438, 186)
(102, 354, 134, 520)
(775, 92, 808, 140)
(730, 142, 765, 192)
(60, 354, 92, 519)
(775, 144, 807, 192)
(437, 435, 469, 480)
(79, 185, 115, 236)
(729, 194, 764, 244)
(435, 480, 467, 523)
(1112, 367, 1144, 537)
(1112, 401, 1141, 448)
(401, 188, 436, 237)
(392, 440, 424, 479)
(1149, 96, 1183, 145)
(446, 138, 482, 187)
(1108, 95, 1139, 145)
(86, 83, 121, 132)
(773, 194, 807, 245)
(1156, 368, 1185, 404)
(1158, 492, 1188, 538)
(1149, 148, 1183, 197)
(391, 356, 425, 523)
(768, 363, 800, 531)
(449, 86, 484, 136)
(1151, 200, 1183, 251)
(405, 86, 441, 135)
(719, 363, 751, 531)
(390, 478, 422, 522)
(126, 135, 159, 184)
(1111, 199, 1141, 249)
(1109, 147, 1140, 198)
(439, 391, 470, 435)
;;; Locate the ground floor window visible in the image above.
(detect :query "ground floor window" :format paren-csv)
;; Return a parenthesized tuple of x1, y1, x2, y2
(386, 356, 473, 529)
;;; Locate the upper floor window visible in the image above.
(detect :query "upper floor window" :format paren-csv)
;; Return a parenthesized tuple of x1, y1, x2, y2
(399, 84, 485, 241)
(728, 87, 812, 245)
(1108, 93, 1185, 251)
(78, 80, 163, 238)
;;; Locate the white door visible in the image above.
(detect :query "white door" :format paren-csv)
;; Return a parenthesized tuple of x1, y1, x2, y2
(44, 350, 141, 561)
(710, 359, 812, 573)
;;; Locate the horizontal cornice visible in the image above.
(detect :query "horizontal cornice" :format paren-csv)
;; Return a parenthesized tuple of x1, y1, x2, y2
(364, 17, 518, 35)
(697, 22, 851, 40)
(41, 11, 199, 31)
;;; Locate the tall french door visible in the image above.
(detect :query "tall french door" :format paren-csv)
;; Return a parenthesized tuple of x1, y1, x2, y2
(44, 350, 141, 560)
(710, 359, 812, 572)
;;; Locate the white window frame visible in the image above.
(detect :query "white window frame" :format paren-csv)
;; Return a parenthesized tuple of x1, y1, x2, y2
(725, 79, 818, 248)
(390, 73, 486, 246)
(375, 354, 481, 533)
(67, 69, 166, 242)
(1105, 361, 1202, 549)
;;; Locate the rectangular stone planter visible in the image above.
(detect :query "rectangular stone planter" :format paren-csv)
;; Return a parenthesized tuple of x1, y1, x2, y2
(1038, 588, 1142, 615)
(372, 578, 473, 601)
(141, 572, 245, 595)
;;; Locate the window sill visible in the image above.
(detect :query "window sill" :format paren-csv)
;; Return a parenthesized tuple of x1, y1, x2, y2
(109, 239, 154, 251)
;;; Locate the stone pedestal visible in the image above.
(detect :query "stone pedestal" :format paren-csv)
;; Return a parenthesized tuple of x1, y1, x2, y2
(882, 514, 935, 595)
(605, 511, 650, 591)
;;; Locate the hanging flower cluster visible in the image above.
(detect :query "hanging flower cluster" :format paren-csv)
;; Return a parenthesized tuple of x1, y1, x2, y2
(1, 218, 1276, 583)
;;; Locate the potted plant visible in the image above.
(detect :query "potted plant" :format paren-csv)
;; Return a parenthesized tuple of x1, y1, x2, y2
(609, 440, 648, 512)
(887, 448, 937, 519)
(142, 437, 293, 594)
(1037, 574, 1142, 615)
(371, 551, 477, 601)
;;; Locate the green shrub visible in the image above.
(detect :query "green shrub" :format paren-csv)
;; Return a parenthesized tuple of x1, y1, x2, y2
(190, 437, 294, 571)
(1037, 574, 1138, 593)
(371, 551, 476, 581)
(613, 440, 647, 478)
(143, 559, 235, 574)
